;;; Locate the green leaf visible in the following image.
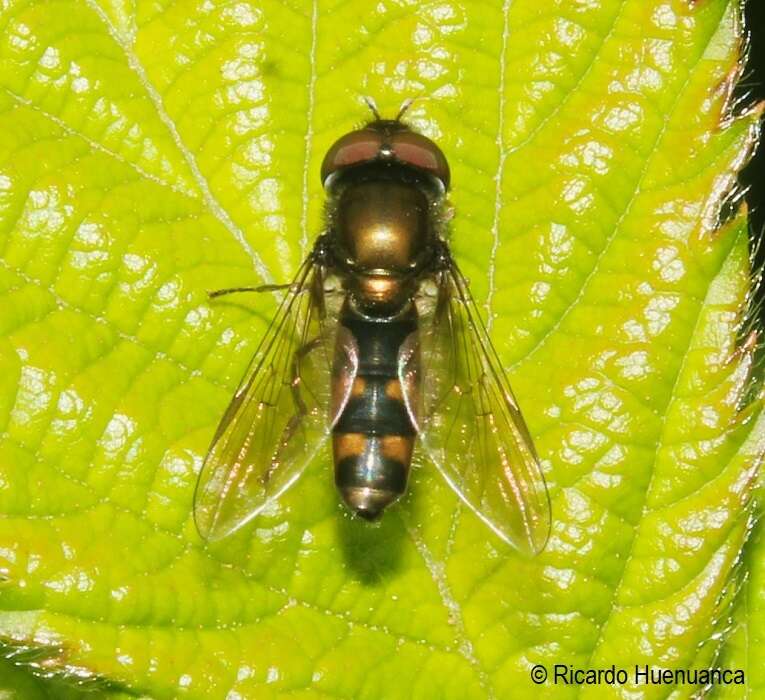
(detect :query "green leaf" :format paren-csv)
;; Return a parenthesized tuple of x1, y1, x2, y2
(711, 515, 765, 700)
(0, 652, 138, 699)
(0, 0, 761, 698)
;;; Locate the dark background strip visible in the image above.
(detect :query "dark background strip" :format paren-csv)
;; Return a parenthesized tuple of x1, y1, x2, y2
(742, 0, 764, 324)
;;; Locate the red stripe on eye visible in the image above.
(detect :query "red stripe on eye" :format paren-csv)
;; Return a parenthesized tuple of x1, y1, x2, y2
(321, 125, 451, 190)
(391, 132, 450, 189)
(321, 131, 383, 184)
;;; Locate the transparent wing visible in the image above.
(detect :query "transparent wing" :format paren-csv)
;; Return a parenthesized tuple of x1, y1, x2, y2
(194, 259, 357, 541)
(400, 262, 551, 555)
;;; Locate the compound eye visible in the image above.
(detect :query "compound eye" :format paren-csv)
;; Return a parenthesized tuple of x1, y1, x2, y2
(390, 131, 450, 189)
(321, 130, 383, 186)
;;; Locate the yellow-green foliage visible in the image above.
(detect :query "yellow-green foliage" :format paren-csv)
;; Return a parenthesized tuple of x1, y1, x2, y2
(0, 0, 761, 698)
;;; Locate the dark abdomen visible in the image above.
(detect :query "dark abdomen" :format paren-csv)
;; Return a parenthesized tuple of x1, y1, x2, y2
(332, 306, 417, 520)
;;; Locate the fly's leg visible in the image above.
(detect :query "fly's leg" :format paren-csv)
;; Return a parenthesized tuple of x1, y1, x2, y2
(288, 337, 323, 414)
(208, 283, 296, 299)
(262, 336, 323, 485)
(210, 236, 331, 300)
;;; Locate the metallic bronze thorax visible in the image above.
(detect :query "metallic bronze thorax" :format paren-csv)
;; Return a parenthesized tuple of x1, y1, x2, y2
(330, 175, 436, 314)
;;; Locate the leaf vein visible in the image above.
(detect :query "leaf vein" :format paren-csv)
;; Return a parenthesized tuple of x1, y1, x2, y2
(83, 0, 273, 284)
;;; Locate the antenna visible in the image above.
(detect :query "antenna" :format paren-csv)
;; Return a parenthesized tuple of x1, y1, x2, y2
(394, 97, 415, 122)
(362, 96, 382, 121)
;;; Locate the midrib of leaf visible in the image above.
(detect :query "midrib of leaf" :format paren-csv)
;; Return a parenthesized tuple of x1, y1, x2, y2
(83, 0, 272, 285)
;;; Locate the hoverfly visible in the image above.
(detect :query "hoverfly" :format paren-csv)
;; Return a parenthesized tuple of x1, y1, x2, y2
(193, 101, 551, 555)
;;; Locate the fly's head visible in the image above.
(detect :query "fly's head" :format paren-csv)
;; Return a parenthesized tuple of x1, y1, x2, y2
(320, 104, 450, 193)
